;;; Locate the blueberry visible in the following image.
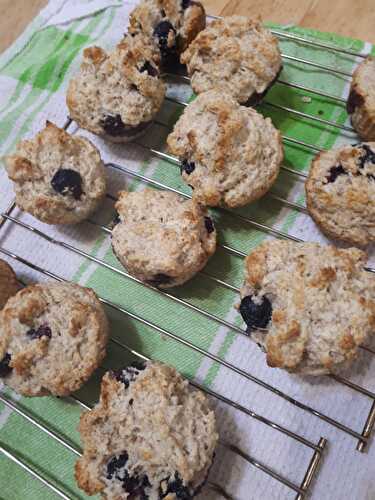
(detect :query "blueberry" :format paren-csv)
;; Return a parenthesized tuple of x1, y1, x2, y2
(358, 144, 375, 168)
(112, 361, 146, 388)
(239, 295, 272, 331)
(181, 0, 192, 8)
(347, 88, 364, 114)
(154, 21, 177, 64)
(107, 452, 150, 497)
(326, 165, 346, 183)
(51, 169, 83, 200)
(147, 273, 173, 287)
(140, 61, 159, 77)
(159, 472, 192, 499)
(112, 212, 121, 227)
(204, 216, 215, 234)
(100, 115, 151, 138)
(181, 159, 195, 175)
(100, 114, 127, 137)
(26, 324, 52, 340)
(0, 353, 12, 377)
(154, 21, 175, 42)
(107, 452, 129, 480)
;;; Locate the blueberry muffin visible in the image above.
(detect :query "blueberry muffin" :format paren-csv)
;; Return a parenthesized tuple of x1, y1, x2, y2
(181, 15, 282, 104)
(167, 90, 283, 207)
(0, 282, 109, 396)
(111, 189, 217, 288)
(306, 143, 375, 247)
(75, 361, 218, 499)
(0, 260, 20, 310)
(5, 122, 106, 224)
(239, 241, 375, 376)
(347, 56, 375, 141)
(129, 0, 206, 68)
(67, 34, 166, 142)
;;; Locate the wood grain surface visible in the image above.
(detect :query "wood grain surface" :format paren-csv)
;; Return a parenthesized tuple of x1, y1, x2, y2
(0, 0, 375, 53)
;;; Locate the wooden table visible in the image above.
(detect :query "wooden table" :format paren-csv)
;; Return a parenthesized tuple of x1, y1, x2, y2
(1, 0, 375, 53)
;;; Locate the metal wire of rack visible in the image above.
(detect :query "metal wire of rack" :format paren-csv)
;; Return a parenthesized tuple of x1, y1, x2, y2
(0, 15, 374, 500)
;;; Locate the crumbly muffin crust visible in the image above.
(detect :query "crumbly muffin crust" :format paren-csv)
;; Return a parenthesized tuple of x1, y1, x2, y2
(0, 260, 20, 310)
(0, 282, 109, 396)
(76, 361, 218, 500)
(111, 189, 217, 288)
(167, 90, 283, 207)
(239, 241, 375, 375)
(306, 142, 375, 247)
(5, 122, 106, 224)
(67, 34, 166, 142)
(347, 56, 375, 141)
(181, 15, 282, 104)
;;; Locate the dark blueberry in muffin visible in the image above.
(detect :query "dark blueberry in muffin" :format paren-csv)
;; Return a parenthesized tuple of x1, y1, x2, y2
(245, 66, 283, 107)
(101, 115, 151, 138)
(112, 212, 121, 227)
(181, 159, 195, 175)
(51, 169, 83, 200)
(240, 295, 272, 331)
(26, 324, 52, 340)
(204, 216, 215, 234)
(140, 61, 159, 77)
(112, 362, 146, 388)
(147, 273, 173, 287)
(107, 452, 129, 480)
(0, 353, 12, 377)
(159, 472, 192, 499)
(181, 0, 192, 8)
(347, 88, 365, 114)
(358, 144, 375, 168)
(326, 165, 346, 183)
(154, 21, 178, 65)
(107, 453, 150, 497)
(101, 114, 127, 137)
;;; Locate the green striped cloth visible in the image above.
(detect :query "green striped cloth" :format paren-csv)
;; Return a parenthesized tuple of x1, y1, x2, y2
(0, 2, 374, 499)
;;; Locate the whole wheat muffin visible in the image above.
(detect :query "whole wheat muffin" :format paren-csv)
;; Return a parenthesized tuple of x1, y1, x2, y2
(111, 189, 217, 288)
(5, 122, 106, 224)
(67, 34, 166, 142)
(0, 282, 109, 396)
(347, 56, 375, 141)
(181, 15, 282, 104)
(167, 90, 283, 207)
(306, 142, 375, 247)
(239, 241, 375, 376)
(76, 361, 218, 499)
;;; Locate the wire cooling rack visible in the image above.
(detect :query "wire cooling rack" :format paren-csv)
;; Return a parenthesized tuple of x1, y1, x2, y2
(1, 16, 375, 500)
